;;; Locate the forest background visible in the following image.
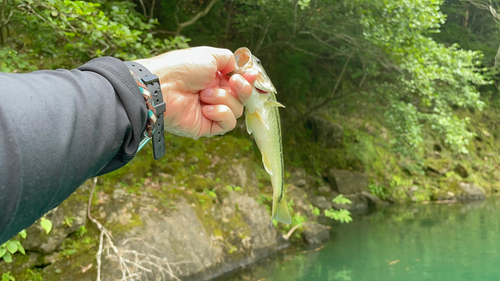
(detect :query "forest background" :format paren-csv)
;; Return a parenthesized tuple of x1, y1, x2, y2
(1, 0, 500, 207)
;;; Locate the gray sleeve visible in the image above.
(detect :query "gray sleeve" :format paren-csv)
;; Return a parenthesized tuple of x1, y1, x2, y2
(0, 57, 148, 244)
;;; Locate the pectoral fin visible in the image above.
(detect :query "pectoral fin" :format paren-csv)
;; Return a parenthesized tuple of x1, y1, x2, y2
(245, 110, 254, 135)
(266, 100, 285, 108)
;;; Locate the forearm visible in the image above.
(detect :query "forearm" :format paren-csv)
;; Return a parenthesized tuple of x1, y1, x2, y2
(0, 57, 147, 244)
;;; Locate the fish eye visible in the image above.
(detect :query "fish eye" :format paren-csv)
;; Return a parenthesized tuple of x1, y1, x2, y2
(256, 59, 261, 65)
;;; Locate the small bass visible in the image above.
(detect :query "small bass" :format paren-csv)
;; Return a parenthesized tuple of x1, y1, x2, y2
(230, 47, 291, 224)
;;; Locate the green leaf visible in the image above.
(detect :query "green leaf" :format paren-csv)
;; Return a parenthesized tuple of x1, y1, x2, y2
(6, 241, 17, 254)
(17, 244, 26, 255)
(234, 187, 243, 192)
(0, 246, 6, 257)
(40, 218, 52, 234)
(18, 230, 27, 239)
(2, 252, 12, 263)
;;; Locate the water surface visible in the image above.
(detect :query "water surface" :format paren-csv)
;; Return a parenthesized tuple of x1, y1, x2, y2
(216, 198, 500, 281)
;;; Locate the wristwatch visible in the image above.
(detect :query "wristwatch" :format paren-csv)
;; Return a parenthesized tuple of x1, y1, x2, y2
(124, 61, 166, 160)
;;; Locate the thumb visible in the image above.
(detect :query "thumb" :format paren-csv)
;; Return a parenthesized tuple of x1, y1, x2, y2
(209, 47, 237, 74)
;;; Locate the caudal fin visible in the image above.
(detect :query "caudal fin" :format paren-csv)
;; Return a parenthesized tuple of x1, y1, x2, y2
(272, 197, 292, 224)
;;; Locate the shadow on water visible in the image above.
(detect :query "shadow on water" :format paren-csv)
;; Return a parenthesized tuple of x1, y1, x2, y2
(214, 197, 500, 281)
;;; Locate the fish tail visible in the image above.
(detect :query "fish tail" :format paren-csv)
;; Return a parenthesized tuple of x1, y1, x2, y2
(272, 196, 292, 225)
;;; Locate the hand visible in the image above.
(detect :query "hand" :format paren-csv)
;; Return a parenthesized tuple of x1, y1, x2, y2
(134, 46, 257, 138)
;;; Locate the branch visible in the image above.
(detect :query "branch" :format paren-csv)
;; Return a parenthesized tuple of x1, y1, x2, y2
(137, 0, 147, 17)
(254, 23, 270, 54)
(223, 0, 234, 39)
(150, 0, 157, 19)
(87, 178, 183, 281)
(175, 0, 219, 36)
(283, 223, 303, 240)
(284, 42, 339, 60)
(306, 52, 353, 115)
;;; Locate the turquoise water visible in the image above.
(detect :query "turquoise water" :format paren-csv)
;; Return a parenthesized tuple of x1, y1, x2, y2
(217, 198, 500, 281)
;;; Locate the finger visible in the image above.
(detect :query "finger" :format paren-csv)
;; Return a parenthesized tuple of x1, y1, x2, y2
(228, 73, 258, 106)
(208, 47, 237, 74)
(202, 104, 236, 135)
(200, 88, 244, 118)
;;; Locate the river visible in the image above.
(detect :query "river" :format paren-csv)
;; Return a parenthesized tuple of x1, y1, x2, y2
(215, 197, 500, 281)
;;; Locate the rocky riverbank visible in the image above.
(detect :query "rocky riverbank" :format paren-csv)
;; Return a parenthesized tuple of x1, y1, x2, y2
(1, 114, 492, 280)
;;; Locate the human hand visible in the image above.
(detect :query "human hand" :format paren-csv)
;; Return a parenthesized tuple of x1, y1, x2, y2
(134, 46, 257, 138)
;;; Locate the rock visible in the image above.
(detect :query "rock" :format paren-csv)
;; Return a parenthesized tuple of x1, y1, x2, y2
(225, 159, 259, 193)
(289, 167, 317, 189)
(333, 193, 368, 214)
(458, 182, 485, 200)
(360, 191, 388, 207)
(304, 115, 344, 148)
(324, 169, 368, 194)
(424, 158, 453, 176)
(454, 164, 469, 178)
(93, 193, 279, 281)
(113, 188, 128, 201)
(289, 168, 308, 187)
(287, 185, 314, 218)
(318, 186, 332, 195)
(406, 186, 420, 202)
(310, 196, 333, 210)
(302, 222, 330, 245)
(22, 189, 87, 254)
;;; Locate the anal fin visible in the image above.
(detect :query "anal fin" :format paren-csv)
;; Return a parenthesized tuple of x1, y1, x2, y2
(262, 151, 273, 176)
(245, 110, 255, 135)
(245, 110, 269, 132)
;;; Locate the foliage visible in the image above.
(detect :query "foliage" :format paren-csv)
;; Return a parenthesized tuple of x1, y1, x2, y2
(40, 217, 52, 234)
(158, 0, 490, 157)
(0, 231, 26, 263)
(63, 216, 76, 227)
(1, 272, 15, 281)
(368, 183, 389, 200)
(325, 195, 353, 223)
(0, 0, 189, 72)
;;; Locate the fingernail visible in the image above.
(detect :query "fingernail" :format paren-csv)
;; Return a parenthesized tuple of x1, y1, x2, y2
(235, 76, 245, 90)
(205, 105, 215, 112)
(202, 88, 215, 98)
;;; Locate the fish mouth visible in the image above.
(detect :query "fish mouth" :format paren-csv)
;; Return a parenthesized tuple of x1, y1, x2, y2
(234, 48, 251, 68)
(256, 88, 268, 94)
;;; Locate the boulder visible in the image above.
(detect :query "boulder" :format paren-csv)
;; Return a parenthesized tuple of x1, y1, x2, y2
(324, 169, 368, 194)
(289, 168, 308, 188)
(225, 159, 259, 193)
(112, 188, 128, 201)
(309, 196, 333, 210)
(360, 191, 388, 207)
(458, 182, 485, 200)
(424, 158, 453, 176)
(287, 185, 314, 218)
(92, 192, 279, 281)
(332, 193, 368, 214)
(302, 222, 330, 245)
(304, 115, 344, 148)
(454, 164, 469, 178)
(22, 188, 88, 253)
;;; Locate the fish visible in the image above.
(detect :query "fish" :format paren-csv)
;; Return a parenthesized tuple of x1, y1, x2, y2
(230, 47, 291, 224)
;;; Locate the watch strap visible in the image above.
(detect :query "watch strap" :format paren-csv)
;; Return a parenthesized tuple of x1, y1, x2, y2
(124, 61, 166, 160)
